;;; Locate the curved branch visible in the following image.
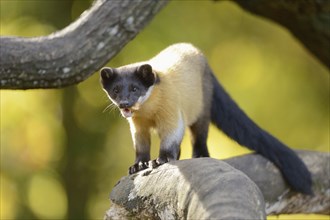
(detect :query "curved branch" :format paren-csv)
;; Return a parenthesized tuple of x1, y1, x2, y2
(226, 151, 330, 215)
(107, 159, 266, 220)
(1, 0, 328, 90)
(228, 0, 330, 69)
(106, 151, 329, 219)
(0, 0, 168, 89)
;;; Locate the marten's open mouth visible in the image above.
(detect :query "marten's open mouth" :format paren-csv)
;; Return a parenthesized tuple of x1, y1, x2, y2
(120, 108, 133, 118)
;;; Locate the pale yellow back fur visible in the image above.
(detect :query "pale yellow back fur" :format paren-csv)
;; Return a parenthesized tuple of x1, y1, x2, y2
(130, 43, 207, 138)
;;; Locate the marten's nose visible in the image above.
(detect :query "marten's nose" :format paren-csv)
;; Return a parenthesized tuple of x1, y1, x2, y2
(119, 101, 130, 109)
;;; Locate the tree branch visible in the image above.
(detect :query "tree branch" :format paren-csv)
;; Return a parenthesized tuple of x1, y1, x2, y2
(107, 158, 266, 220)
(225, 151, 330, 215)
(106, 151, 329, 219)
(0, 0, 168, 89)
(1, 0, 328, 90)
(227, 0, 330, 69)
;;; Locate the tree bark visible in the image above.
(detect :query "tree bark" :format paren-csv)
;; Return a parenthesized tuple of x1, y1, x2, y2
(106, 151, 329, 219)
(0, 0, 168, 89)
(227, 0, 330, 69)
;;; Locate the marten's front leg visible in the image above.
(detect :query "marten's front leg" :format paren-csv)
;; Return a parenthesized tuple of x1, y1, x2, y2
(128, 122, 151, 174)
(150, 113, 185, 168)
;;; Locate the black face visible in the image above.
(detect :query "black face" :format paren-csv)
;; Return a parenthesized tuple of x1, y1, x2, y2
(100, 64, 157, 114)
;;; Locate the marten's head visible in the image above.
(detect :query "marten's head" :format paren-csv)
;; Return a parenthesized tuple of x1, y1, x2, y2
(100, 64, 159, 118)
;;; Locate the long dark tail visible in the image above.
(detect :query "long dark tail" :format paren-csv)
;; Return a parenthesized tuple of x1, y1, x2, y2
(210, 74, 312, 194)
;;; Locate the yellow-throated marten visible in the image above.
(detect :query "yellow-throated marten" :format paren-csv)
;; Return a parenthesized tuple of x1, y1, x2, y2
(100, 43, 312, 194)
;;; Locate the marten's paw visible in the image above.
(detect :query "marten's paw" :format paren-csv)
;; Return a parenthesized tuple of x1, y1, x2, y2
(149, 157, 169, 169)
(128, 161, 148, 174)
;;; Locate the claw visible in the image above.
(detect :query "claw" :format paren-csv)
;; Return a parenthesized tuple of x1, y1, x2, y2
(149, 159, 158, 168)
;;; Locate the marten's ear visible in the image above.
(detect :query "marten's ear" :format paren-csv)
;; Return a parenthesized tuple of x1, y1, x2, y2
(136, 64, 157, 87)
(100, 67, 116, 81)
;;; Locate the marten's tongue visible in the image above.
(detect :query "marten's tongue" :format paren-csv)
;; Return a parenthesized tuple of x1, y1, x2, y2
(120, 108, 133, 118)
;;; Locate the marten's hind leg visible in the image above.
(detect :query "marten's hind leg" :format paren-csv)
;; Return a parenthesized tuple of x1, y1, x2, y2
(190, 65, 213, 158)
(190, 114, 210, 158)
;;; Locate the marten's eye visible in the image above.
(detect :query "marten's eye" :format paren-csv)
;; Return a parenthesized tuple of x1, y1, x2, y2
(113, 87, 119, 94)
(131, 86, 138, 92)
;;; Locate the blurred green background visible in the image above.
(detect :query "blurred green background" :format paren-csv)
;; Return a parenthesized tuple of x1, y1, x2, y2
(0, 0, 329, 219)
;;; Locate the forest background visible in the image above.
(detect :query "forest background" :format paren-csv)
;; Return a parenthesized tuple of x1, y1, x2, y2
(0, 0, 329, 219)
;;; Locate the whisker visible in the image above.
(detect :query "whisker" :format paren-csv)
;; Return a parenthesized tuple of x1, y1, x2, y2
(103, 103, 116, 113)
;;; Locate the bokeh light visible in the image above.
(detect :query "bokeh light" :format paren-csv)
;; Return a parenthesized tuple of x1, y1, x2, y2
(1, 1, 328, 219)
